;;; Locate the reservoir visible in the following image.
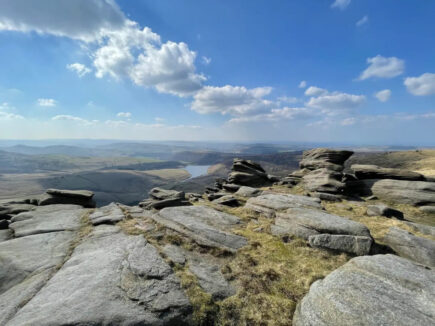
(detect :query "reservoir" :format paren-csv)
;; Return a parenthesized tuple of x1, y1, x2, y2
(184, 165, 210, 179)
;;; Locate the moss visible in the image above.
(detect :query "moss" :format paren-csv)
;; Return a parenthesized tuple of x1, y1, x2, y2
(216, 213, 349, 326)
(176, 265, 219, 326)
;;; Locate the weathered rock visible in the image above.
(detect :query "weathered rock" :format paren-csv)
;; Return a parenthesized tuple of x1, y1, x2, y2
(39, 189, 96, 208)
(351, 164, 425, 181)
(221, 183, 241, 192)
(227, 159, 270, 187)
(366, 204, 404, 219)
(212, 195, 239, 207)
(162, 244, 186, 265)
(302, 168, 346, 194)
(0, 229, 12, 242)
(274, 208, 371, 243)
(299, 148, 353, 171)
(206, 192, 227, 201)
(405, 221, 435, 237)
(5, 225, 191, 325)
(152, 206, 247, 252)
(189, 259, 235, 300)
(0, 204, 36, 218)
(290, 168, 311, 178)
(9, 205, 85, 237)
(279, 176, 301, 186)
(350, 179, 435, 206)
(384, 227, 435, 267)
(89, 202, 125, 225)
(308, 234, 372, 255)
(311, 192, 342, 202)
(140, 187, 191, 210)
(235, 186, 263, 197)
(293, 254, 435, 326)
(245, 193, 322, 218)
(420, 205, 435, 214)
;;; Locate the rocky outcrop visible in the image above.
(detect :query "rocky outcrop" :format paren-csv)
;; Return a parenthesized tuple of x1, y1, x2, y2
(384, 227, 435, 267)
(245, 193, 322, 218)
(234, 186, 263, 197)
(227, 159, 273, 187)
(4, 225, 191, 326)
(272, 207, 372, 255)
(38, 189, 96, 208)
(293, 254, 435, 326)
(302, 168, 346, 194)
(89, 202, 125, 225)
(351, 164, 425, 181)
(212, 195, 239, 207)
(139, 187, 191, 210)
(151, 206, 247, 252)
(350, 179, 435, 206)
(366, 204, 404, 219)
(299, 148, 353, 172)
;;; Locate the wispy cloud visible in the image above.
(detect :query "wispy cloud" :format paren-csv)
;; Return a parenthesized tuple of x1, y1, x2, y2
(66, 63, 91, 77)
(331, 0, 351, 10)
(356, 15, 369, 27)
(37, 98, 57, 107)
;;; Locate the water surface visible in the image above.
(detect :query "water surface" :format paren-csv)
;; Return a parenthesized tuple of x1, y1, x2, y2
(184, 165, 210, 179)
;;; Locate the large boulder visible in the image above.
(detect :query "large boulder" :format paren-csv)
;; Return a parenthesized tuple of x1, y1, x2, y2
(299, 148, 353, 171)
(293, 254, 435, 326)
(234, 186, 263, 197)
(302, 168, 346, 194)
(273, 207, 372, 255)
(383, 227, 435, 267)
(38, 189, 96, 208)
(366, 204, 404, 219)
(89, 202, 125, 225)
(227, 159, 270, 187)
(350, 179, 435, 206)
(151, 206, 247, 252)
(4, 225, 191, 325)
(351, 164, 425, 181)
(139, 187, 191, 210)
(245, 193, 322, 218)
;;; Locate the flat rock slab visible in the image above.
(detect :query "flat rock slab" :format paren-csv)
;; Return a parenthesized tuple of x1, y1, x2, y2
(366, 204, 404, 219)
(89, 202, 125, 225)
(405, 221, 435, 237)
(39, 189, 96, 208)
(245, 193, 322, 218)
(212, 195, 239, 207)
(46, 188, 94, 199)
(420, 205, 435, 214)
(188, 259, 235, 300)
(162, 244, 186, 265)
(152, 206, 247, 252)
(5, 225, 191, 326)
(235, 186, 263, 197)
(351, 164, 425, 181)
(0, 229, 12, 242)
(384, 227, 435, 267)
(9, 204, 85, 237)
(308, 234, 372, 256)
(293, 254, 435, 326)
(0, 230, 75, 294)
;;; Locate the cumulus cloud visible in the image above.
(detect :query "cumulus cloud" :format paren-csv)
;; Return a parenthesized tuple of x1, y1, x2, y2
(359, 55, 405, 80)
(0, 1, 205, 97)
(51, 115, 95, 125)
(117, 112, 131, 118)
(191, 85, 273, 115)
(0, 0, 126, 42)
(404, 73, 435, 96)
(356, 15, 369, 27)
(305, 86, 328, 97)
(228, 107, 314, 124)
(298, 80, 307, 88)
(37, 98, 57, 107)
(0, 103, 24, 120)
(66, 63, 91, 77)
(306, 91, 365, 115)
(375, 89, 392, 102)
(331, 0, 351, 10)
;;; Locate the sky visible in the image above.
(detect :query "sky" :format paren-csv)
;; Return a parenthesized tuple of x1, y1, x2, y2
(0, 0, 434, 145)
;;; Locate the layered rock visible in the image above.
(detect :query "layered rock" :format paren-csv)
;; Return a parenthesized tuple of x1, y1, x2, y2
(38, 189, 96, 208)
(384, 227, 435, 267)
(299, 148, 353, 172)
(293, 254, 435, 326)
(227, 159, 272, 187)
(89, 202, 125, 225)
(151, 206, 247, 252)
(351, 164, 426, 181)
(139, 187, 191, 210)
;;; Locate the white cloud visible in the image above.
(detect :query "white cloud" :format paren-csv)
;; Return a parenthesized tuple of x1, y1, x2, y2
(340, 117, 356, 126)
(155, 117, 165, 122)
(0, 0, 126, 42)
(359, 55, 405, 80)
(228, 107, 315, 124)
(66, 63, 91, 77)
(277, 96, 299, 104)
(0, 111, 24, 120)
(306, 91, 365, 115)
(191, 85, 273, 115)
(331, 0, 351, 10)
(305, 86, 328, 97)
(298, 80, 307, 88)
(375, 89, 392, 102)
(356, 15, 369, 27)
(37, 98, 57, 107)
(404, 73, 435, 96)
(117, 112, 131, 118)
(51, 115, 95, 125)
(202, 56, 212, 65)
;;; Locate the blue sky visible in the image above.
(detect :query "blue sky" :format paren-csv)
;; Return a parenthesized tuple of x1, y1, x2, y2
(0, 0, 434, 144)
